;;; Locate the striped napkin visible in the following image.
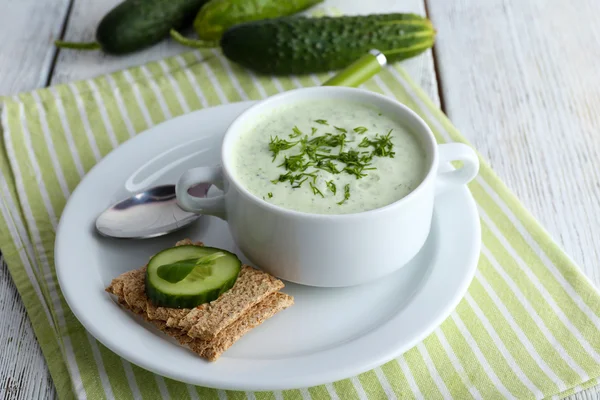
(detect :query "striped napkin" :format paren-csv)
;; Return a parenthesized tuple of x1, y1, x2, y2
(1, 49, 600, 400)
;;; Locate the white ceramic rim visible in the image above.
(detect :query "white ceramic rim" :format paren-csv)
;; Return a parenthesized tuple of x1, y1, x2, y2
(221, 87, 439, 220)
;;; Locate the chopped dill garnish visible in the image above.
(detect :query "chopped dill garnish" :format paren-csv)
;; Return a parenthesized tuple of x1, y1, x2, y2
(309, 182, 324, 198)
(271, 171, 316, 187)
(315, 159, 340, 174)
(355, 130, 395, 158)
(278, 154, 313, 172)
(269, 136, 299, 160)
(337, 184, 350, 205)
(290, 126, 303, 138)
(343, 164, 371, 179)
(371, 130, 395, 157)
(324, 133, 347, 148)
(292, 177, 308, 188)
(268, 122, 395, 204)
(358, 137, 371, 148)
(326, 180, 336, 195)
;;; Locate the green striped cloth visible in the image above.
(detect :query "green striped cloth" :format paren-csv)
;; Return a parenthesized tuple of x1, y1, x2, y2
(1, 49, 600, 400)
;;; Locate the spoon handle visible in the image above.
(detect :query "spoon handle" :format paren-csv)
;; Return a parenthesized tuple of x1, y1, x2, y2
(321, 49, 387, 88)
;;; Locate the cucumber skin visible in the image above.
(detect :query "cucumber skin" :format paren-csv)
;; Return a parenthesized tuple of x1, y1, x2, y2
(194, 0, 323, 41)
(145, 246, 241, 309)
(97, 0, 209, 54)
(221, 14, 436, 75)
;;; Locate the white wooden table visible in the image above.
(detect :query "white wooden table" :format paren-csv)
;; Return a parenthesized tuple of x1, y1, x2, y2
(1, 0, 599, 398)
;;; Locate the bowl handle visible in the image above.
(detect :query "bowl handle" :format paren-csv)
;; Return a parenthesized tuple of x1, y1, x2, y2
(176, 166, 227, 220)
(435, 143, 480, 195)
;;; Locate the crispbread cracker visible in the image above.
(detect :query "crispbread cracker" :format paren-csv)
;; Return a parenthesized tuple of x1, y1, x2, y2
(146, 301, 191, 326)
(183, 266, 284, 339)
(105, 238, 293, 361)
(109, 267, 190, 326)
(111, 271, 293, 361)
(187, 292, 293, 361)
(146, 239, 201, 325)
(108, 239, 202, 324)
(120, 300, 197, 345)
(175, 239, 204, 247)
(105, 268, 141, 297)
(105, 237, 201, 297)
(120, 291, 293, 361)
(121, 268, 147, 312)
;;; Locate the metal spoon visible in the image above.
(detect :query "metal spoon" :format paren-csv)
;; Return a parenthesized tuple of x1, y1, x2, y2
(95, 50, 388, 239)
(95, 184, 210, 239)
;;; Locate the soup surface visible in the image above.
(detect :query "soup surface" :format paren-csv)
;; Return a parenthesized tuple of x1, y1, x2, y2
(231, 100, 427, 214)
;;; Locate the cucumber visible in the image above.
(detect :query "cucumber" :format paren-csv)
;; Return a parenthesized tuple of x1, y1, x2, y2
(194, 0, 323, 41)
(145, 245, 241, 308)
(172, 13, 436, 75)
(55, 0, 209, 54)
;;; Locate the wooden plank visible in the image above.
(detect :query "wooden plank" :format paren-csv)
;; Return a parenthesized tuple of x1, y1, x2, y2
(50, 0, 440, 104)
(0, 0, 72, 95)
(50, 0, 191, 85)
(426, 2, 600, 397)
(427, 0, 600, 288)
(0, 259, 57, 400)
(0, 0, 70, 396)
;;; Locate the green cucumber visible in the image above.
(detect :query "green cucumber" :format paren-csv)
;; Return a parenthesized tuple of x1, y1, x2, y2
(55, 0, 209, 54)
(171, 13, 436, 75)
(145, 245, 241, 308)
(193, 0, 323, 41)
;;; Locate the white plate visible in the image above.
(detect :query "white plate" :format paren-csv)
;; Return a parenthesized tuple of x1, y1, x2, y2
(55, 102, 481, 391)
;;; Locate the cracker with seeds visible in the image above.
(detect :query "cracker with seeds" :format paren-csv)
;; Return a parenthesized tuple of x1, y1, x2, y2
(180, 265, 284, 339)
(105, 239, 293, 361)
(175, 238, 204, 247)
(118, 289, 293, 361)
(186, 292, 293, 360)
(108, 240, 203, 325)
(146, 301, 190, 326)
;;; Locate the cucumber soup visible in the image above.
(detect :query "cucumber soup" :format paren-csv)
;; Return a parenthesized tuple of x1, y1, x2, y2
(231, 100, 427, 215)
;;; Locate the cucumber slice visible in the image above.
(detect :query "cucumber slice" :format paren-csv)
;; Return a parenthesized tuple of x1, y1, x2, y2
(145, 245, 241, 308)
